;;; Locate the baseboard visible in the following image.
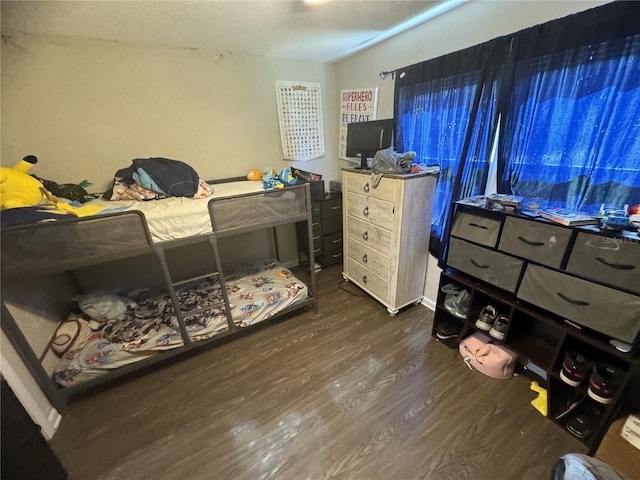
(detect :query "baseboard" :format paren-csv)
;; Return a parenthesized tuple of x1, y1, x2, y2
(421, 296, 436, 312)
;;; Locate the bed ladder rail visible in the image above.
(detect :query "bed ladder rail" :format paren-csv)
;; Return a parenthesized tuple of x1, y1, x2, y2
(152, 234, 236, 345)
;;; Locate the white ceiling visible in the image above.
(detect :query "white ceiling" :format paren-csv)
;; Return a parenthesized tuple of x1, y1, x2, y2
(0, 0, 465, 63)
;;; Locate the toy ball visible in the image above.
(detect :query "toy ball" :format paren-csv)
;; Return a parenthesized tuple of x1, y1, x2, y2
(247, 169, 262, 181)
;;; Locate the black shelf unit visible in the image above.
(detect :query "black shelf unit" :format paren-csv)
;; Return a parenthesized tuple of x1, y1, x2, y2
(434, 267, 639, 453)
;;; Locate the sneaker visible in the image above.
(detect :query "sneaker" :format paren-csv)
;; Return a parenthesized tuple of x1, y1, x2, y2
(566, 406, 600, 439)
(559, 351, 592, 387)
(588, 365, 622, 404)
(436, 319, 461, 340)
(441, 283, 463, 295)
(444, 289, 470, 320)
(489, 315, 509, 340)
(554, 394, 584, 421)
(475, 305, 497, 331)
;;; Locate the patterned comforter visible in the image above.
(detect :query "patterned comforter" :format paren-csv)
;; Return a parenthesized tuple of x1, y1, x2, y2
(53, 259, 308, 387)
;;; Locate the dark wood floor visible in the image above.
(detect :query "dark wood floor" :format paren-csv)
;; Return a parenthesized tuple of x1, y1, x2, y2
(50, 264, 586, 480)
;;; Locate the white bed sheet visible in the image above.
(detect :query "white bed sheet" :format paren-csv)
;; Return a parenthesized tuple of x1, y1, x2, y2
(91, 181, 266, 242)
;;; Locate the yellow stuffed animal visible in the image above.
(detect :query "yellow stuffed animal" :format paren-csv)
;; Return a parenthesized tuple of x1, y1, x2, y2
(0, 155, 51, 209)
(0, 155, 104, 217)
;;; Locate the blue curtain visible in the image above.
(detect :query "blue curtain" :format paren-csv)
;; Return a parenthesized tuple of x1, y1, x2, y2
(395, 42, 504, 258)
(392, 1, 640, 263)
(499, 33, 640, 214)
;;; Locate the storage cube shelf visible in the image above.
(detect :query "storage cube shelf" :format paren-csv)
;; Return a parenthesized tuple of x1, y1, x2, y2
(434, 202, 640, 453)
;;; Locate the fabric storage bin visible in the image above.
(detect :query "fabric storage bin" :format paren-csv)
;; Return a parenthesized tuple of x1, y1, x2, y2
(517, 264, 640, 344)
(498, 216, 572, 269)
(447, 237, 524, 293)
(566, 231, 640, 295)
(451, 211, 502, 247)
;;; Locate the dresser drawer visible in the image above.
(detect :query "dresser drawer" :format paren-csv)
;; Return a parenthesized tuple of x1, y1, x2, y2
(499, 216, 572, 268)
(321, 198, 342, 218)
(447, 238, 523, 293)
(322, 198, 343, 235)
(451, 211, 501, 247)
(323, 215, 342, 236)
(323, 231, 343, 254)
(566, 232, 640, 295)
(345, 172, 395, 202)
(346, 216, 393, 255)
(346, 192, 394, 230)
(518, 264, 640, 343)
(346, 237, 390, 279)
(346, 257, 389, 302)
(311, 204, 321, 218)
(320, 249, 343, 266)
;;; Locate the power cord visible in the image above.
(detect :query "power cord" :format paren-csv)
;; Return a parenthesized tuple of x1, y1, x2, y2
(338, 279, 365, 297)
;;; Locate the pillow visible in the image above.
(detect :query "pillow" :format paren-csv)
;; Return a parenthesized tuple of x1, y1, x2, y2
(74, 289, 131, 322)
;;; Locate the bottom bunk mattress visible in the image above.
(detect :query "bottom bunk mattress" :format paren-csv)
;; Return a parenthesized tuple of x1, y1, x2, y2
(53, 259, 308, 387)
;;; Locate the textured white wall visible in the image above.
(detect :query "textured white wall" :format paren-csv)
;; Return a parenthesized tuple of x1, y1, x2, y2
(334, 0, 609, 308)
(1, 35, 341, 192)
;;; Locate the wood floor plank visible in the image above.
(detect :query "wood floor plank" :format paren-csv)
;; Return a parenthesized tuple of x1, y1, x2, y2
(49, 264, 587, 480)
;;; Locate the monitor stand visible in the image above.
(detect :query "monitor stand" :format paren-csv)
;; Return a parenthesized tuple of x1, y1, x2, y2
(353, 153, 370, 170)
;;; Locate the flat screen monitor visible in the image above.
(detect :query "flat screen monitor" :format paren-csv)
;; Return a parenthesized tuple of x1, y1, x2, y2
(346, 119, 394, 169)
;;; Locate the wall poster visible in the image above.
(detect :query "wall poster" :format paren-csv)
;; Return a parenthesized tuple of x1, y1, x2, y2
(339, 87, 378, 159)
(275, 80, 325, 161)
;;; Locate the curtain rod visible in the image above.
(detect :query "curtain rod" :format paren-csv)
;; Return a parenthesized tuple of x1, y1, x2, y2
(380, 68, 408, 80)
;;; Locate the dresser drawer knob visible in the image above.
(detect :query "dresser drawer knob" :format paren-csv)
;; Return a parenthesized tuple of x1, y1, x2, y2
(363, 206, 369, 216)
(362, 231, 369, 241)
(362, 253, 368, 263)
(362, 275, 368, 284)
(363, 183, 370, 193)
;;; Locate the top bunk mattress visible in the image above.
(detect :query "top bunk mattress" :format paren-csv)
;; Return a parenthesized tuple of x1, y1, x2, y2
(90, 180, 301, 242)
(1, 181, 310, 276)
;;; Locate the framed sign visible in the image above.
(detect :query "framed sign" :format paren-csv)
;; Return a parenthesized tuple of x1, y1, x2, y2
(339, 87, 378, 159)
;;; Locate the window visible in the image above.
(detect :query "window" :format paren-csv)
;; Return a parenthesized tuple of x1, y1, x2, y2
(393, 2, 640, 260)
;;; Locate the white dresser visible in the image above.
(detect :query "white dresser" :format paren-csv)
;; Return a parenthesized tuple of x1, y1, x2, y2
(341, 169, 437, 315)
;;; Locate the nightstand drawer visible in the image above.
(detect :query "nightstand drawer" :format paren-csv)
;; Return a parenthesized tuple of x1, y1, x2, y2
(311, 204, 321, 218)
(518, 264, 640, 343)
(346, 257, 389, 302)
(346, 192, 394, 230)
(499, 216, 572, 268)
(323, 215, 342, 236)
(323, 231, 343, 253)
(346, 216, 393, 255)
(345, 172, 395, 202)
(447, 237, 523, 293)
(321, 198, 342, 218)
(347, 237, 390, 279)
(451, 211, 501, 247)
(566, 232, 640, 294)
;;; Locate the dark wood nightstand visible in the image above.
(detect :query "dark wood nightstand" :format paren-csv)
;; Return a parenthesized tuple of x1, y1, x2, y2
(297, 193, 342, 268)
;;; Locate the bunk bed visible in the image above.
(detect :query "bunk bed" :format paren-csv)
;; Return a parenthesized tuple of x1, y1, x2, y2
(1, 179, 318, 410)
